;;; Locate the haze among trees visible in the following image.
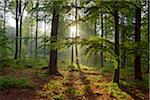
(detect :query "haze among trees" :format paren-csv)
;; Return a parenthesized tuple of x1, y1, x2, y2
(0, 0, 149, 99)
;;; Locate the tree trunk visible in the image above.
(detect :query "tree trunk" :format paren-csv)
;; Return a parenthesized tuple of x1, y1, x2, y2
(18, 0, 22, 57)
(94, 19, 97, 66)
(101, 13, 104, 67)
(35, 0, 39, 58)
(75, 0, 80, 70)
(30, 23, 33, 57)
(121, 16, 126, 68)
(44, 15, 46, 58)
(14, 0, 19, 59)
(3, 0, 7, 35)
(134, 0, 143, 80)
(18, 0, 28, 57)
(113, 2, 120, 84)
(145, 0, 150, 73)
(71, 41, 74, 65)
(48, 6, 60, 75)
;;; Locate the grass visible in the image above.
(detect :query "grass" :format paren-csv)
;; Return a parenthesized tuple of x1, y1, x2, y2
(0, 76, 32, 90)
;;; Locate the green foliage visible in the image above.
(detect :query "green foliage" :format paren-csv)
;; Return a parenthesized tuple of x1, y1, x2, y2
(53, 94, 64, 100)
(100, 65, 114, 74)
(0, 33, 12, 71)
(108, 82, 130, 99)
(66, 86, 83, 96)
(130, 75, 149, 89)
(2, 58, 48, 70)
(33, 71, 48, 78)
(16, 77, 32, 88)
(0, 76, 32, 90)
(95, 82, 109, 88)
(83, 85, 91, 92)
(0, 76, 16, 90)
(68, 63, 78, 70)
(48, 80, 63, 90)
(120, 67, 134, 80)
(39, 80, 63, 99)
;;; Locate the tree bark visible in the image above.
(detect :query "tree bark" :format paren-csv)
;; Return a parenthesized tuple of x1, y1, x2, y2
(18, 0, 28, 57)
(14, 0, 19, 59)
(71, 41, 74, 65)
(75, 0, 80, 70)
(48, 5, 60, 75)
(30, 23, 33, 57)
(44, 15, 46, 58)
(3, 0, 8, 35)
(101, 13, 104, 67)
(94, 19, 97, 66)
(121, 16, 126, 68)
(134, 0, 143, 80)
(35, 0, 39, 58)
(145, 0, 150, 73)
(113, 2, 120, 84)
(18, 0, 22, 57)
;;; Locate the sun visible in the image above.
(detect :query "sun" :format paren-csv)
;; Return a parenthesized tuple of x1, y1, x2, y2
(70, 25, 76, 34)
(70, 25, 79, 38)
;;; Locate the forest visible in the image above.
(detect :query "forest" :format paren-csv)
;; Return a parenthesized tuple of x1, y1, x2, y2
(0, 0, 149, 100)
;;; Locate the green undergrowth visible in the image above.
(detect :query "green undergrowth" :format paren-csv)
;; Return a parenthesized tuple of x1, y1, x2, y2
(94, 82, 109, 88)
(108, 82, 131, 99)
(66, 86, 83, 96)
(37, 80, 64, 99)
(0, 58, 49, 70)
(120, 67, 149, 89)
(0, 76, 32, 90)
(99, 65, 114, 74)
(33, 70, 48, 78)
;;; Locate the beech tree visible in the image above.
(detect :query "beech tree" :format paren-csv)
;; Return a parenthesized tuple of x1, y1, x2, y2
(14, 0, 19, 59)
(134, 0, 143, 80)
(48, 1, 60, 75)
(113, 1, 120, 84)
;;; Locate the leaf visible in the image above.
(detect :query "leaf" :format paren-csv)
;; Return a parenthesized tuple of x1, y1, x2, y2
(113, 57, 118, 69)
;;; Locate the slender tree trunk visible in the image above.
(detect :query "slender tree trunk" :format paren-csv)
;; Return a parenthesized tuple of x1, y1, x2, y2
(19, 17, 22, 58)
(75, 0, 80, 70)
(94, 19, 97, 66)
(19, 0, 22, 57)
(35, 0, 39, 58)
(113, 2, 120, 84)
(18, 0, 28, 57)
(101, 13, 104, 67)
(121, 16, 126, 68)
(18, 1, 28, 57)
(3, 0, 7, 35)
(44, 15, 46, 58)
(71, 38, 74, 65)
(14, 0, 19, 59)
(134, 0, 143, 80)
(30, 23, 33, 57)
(48, 5, 60, 75)
(146, 0, 150, 73)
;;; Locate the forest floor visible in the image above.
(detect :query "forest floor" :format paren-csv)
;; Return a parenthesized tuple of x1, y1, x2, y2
(0, 63, 149, 100)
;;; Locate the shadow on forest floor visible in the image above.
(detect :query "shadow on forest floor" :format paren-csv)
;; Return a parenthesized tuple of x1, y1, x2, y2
(0, 66, 149, 100)
(119, 84, 149, 100)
